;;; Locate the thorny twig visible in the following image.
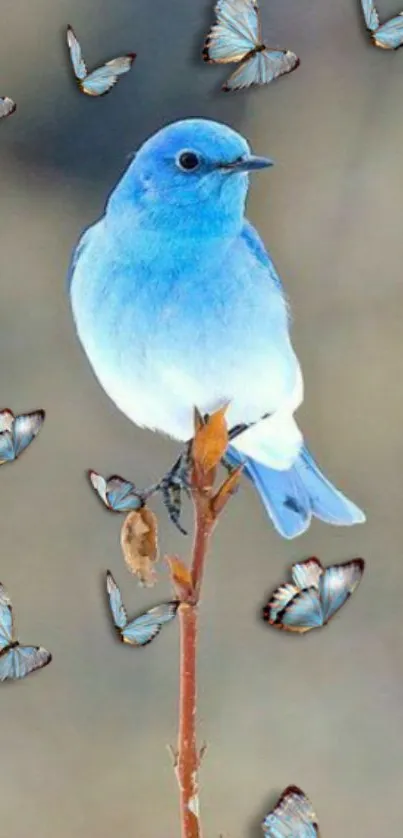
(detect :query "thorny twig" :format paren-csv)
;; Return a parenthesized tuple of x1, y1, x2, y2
(168, 407, 243, 838)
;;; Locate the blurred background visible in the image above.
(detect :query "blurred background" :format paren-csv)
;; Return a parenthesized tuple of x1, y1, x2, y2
(1, 0, 403, 835)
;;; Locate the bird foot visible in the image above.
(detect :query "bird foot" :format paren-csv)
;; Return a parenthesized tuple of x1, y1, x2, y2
(158, 443, 192, 535)
(147, 413, 269, 534)
(155, 427, 248, 533)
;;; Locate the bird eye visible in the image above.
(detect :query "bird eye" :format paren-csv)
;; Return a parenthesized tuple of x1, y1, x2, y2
(176, 150, 201, 172)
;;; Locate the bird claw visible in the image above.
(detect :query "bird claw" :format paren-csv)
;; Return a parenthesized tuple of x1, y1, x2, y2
(221, 453, 238, 475)
(157, 423, 252, 533)
(161, 482, 187, 535)
(159, 445, 192, 534)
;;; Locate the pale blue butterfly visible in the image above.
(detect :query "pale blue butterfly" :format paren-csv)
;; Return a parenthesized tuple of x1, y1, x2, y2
(263, 556, 365, 633)
(89, 470, 142, 513)
(106, 571, 178, 646)
(0, 408, 45, 465)
(0, 97, 16, 119)
(67, 26, 136, 96)
(0, 582, 51, 681)
(262, 785, 319, 837)
(361, 0, 403, 48)
(203, 0, 299, 91)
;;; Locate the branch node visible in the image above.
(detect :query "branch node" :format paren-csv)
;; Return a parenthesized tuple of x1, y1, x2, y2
(166, 743, 179, 768)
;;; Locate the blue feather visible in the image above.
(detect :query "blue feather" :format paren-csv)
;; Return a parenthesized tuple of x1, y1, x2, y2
(228, 443, 365, 539)
(241, 221, 284, 291)
(68, 118, 365, 542)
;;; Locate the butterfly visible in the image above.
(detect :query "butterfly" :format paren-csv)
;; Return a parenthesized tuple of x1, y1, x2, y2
(262, 556, 365, 633)
(0, 97, 16, 120)
(0, 409, 45, 465)
(262, 785, 320, 837)
(0, 582, 51, 681)
(360, 0, 403, 48)
(106, 571, 178, 646)
(203, 0, 299, 91)
(89, 470, 143, 513)
(66, 25, 136, 96)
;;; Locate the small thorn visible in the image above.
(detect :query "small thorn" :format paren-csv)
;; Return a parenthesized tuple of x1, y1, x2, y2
(166, 743, 178, 767)
(198, 741, 208, 766)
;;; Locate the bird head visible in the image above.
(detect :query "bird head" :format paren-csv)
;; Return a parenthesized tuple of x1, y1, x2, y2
(107, 119, 273, 236)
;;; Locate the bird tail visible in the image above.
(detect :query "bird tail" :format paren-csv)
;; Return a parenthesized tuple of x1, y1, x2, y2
(227, 442, 365, 539)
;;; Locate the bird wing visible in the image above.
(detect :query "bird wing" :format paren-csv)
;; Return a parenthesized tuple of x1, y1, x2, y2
(66, 225, 93, 291)
(230, 411, 303, 470)
(241, 220, 284, 291)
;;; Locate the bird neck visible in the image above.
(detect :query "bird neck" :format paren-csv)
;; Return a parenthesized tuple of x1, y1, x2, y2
(106, 173, 245, 245)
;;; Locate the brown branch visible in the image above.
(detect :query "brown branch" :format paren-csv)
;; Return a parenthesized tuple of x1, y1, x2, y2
(175, 476, 216, 838)
(173, 408, 235, 838)
(176, 602, 201, 838)
(191, 493, 214, 603)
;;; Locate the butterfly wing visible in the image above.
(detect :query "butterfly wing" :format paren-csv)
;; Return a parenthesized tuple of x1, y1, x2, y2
(122, 602, 178, 647)
(67, 25, 87, 81)
(223, 48, 299, 91)
(262, 583, 299, 624)
(81, 56, 135, 96)
(105, 476, 142, 513)
(12, 410, 45, 458)
(89, 472, 141, 512)
(262, 785, 319, 837)
(360, 0, 380, 32)
(89, 471, 108, 506)
(0, 645, 51, 681)
(291, 557, 323, 591)
(275, 588, 323, 632)
(0, 409, 14, 433)
(0, 410, 15, 463)
(0, 583, 14, 650)
(0, 97, 16, 119)
(106, 571, 128, 631)
(373, 14, 403, 49)
(203, 0, 259, 63)
(320, 559, 365, 624)
(0, 431, 15, 464)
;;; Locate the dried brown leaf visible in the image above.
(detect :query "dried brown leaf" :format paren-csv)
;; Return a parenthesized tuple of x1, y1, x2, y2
(166, 555, 194, 602)
(167, 556, 192, 588)
(192, 404, 229, 475)
(193, 406, 205, 435)
(210, 465, 243, 517)
(120, 506, 159, 587)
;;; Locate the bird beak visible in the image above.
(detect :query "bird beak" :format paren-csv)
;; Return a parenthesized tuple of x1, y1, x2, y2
(219, 155, 274, 173)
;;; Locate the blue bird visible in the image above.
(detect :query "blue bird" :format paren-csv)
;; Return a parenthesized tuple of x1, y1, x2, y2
(69, 118, 365, 538)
